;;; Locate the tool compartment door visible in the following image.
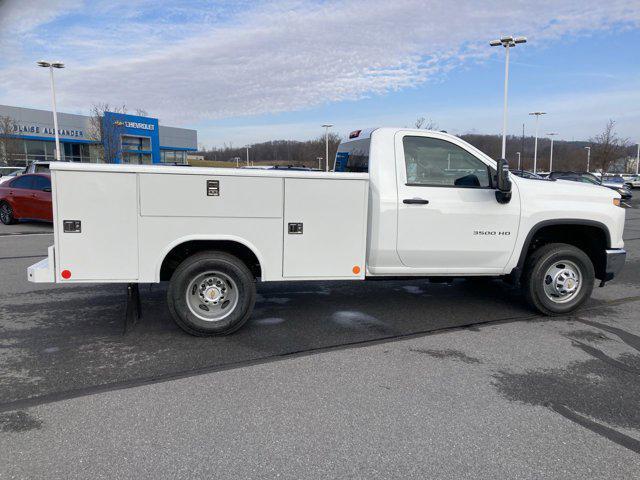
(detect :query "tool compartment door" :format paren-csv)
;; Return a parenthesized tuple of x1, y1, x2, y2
(283, 178, 368, 279)
(54, 171, 139, 281)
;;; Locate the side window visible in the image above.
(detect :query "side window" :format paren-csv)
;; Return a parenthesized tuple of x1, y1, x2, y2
(403, 136, 490, 188)
(10, 175, 34, 189)
(32, 176, 51, 191)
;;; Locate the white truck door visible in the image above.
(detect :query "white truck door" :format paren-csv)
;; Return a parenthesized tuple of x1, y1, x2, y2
(394, 131, 519, 273)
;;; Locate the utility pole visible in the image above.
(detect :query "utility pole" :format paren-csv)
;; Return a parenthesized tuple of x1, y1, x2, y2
(521, 123, 525, 161)
(584, 146, 591, 172)
(322, 124, 333, 171)
(490, 35, 527, 162)
(245, 145, 250, 166)
(516, 151, 521, 170)
(547, 132, 558, 173)
(529, 111, 546, 173)
(37, 60, 65, 161)
(636, 144, 639, 175)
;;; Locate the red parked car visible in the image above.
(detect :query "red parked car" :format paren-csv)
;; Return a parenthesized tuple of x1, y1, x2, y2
(0, 174, 53, 224)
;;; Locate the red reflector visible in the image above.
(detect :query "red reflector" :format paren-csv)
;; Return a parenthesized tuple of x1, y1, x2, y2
(61, 270, 71, 279)
(349, 129, 362, 139)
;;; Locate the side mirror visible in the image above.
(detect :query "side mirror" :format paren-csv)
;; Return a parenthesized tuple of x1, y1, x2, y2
(495, 158, 512, 204)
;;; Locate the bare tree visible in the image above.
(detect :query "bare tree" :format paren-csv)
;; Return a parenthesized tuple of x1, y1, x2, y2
(87, 103, 128, 163)
(0, 115, 23, 166)
(590, 119, 629, 173)
(414, 117, 439, 130)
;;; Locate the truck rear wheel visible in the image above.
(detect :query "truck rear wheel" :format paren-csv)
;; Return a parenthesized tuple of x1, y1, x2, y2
(522, 243, 594, 316)
(167, 251, 256, 336)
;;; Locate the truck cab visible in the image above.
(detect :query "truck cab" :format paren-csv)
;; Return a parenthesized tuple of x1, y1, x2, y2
(336, 127, 625, 299)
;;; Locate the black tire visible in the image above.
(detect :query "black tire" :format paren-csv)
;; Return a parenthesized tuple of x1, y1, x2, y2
(0, 202, 16, 225)
(522, 243, 595, 316)
(167, 251, 256, 336)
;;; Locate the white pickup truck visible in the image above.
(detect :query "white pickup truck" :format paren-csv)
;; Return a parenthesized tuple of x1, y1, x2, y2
(28, 128, 626, 336)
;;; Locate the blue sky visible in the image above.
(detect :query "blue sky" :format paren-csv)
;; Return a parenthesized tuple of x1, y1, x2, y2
(0, 0, 638, 147)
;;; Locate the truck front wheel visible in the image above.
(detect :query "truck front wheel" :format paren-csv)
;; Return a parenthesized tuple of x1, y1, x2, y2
(522, 243, 595, 316)
(167, 251, 256, 336)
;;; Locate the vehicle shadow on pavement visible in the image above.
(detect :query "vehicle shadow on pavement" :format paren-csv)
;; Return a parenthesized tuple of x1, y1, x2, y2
(0, 278, 558, 406)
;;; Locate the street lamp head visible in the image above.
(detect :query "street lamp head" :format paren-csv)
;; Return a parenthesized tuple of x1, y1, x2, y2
(321, 124, 333, 128)
(529, 111, 546, 116)
(490, 35, 526, 47)
(547, 132, 558, 136)
(584, 146, 591, 151)
(38, 60, 65, 68)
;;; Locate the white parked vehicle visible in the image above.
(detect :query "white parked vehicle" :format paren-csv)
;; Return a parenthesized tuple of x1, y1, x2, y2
(28, 128, 626, 336)
(624, 175, 640, 189)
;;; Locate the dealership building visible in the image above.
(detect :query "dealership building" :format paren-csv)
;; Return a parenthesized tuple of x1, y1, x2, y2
(0, 104, 197, 165)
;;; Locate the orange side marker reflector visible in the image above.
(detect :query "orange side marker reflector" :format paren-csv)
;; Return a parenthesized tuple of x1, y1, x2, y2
(61, 269, 71, 279)
(352, 266, 361, 275)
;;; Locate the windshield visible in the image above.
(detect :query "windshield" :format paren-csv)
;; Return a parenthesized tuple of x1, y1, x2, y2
(580, 176, 600, 185)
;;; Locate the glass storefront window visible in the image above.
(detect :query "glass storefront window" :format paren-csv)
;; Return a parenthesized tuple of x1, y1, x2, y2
(161, 150, 187, 163)
(123, 152, 152, 165)
(25, 140, 46, 160)
(121, 135, 151, 151)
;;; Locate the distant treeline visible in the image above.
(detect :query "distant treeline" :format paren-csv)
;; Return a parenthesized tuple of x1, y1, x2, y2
(197, 131, 638, 173)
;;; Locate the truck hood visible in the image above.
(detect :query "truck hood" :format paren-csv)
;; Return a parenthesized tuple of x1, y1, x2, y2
(512, 176, 619, 201)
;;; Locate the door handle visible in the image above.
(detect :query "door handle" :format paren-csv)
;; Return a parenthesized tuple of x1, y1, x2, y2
(403, 198, 429, 205)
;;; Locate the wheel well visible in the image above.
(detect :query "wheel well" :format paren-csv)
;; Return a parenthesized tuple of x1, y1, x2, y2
(519, 223, 608, 280)
(160, 240, 262, 281)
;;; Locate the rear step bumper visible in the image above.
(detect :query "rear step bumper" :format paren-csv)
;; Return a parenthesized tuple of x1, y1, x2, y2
(27, 245, 55, 283)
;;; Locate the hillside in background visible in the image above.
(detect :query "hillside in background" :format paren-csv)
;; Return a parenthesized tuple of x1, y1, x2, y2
(195, 132, 638, 173)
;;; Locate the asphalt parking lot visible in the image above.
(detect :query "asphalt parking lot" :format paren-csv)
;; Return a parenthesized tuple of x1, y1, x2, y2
(1, 200, 639, 478)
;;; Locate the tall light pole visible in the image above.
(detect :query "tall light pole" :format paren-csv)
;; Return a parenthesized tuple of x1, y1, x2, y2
(244, 145, 250, 166)
(490, 35, 526, 162)
(516, 151, 521, 170)
(584, 146, 591, 172)
(529, 111, 546, 173)
(322, 124, 333, 171)
(636, 144, 639, 175)
(37, 60, 65, 162)
(316, 156, 323, 170)
(547, 132, 558, 173)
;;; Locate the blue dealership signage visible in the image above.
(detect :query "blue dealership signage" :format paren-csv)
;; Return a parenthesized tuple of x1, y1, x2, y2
(102, 111, 160, 163)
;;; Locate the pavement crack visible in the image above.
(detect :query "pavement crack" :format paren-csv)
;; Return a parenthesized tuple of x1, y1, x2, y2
(550, 403, 640, 455)
(577, 318, 640, 354)
(569, 339, 640, 377)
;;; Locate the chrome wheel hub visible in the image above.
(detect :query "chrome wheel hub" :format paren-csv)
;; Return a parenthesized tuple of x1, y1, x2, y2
(543, 260, 582, 303)
(186, 271, 238, 322)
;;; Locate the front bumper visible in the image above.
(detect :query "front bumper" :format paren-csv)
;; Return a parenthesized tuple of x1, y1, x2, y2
(603, 248, 626, 282)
